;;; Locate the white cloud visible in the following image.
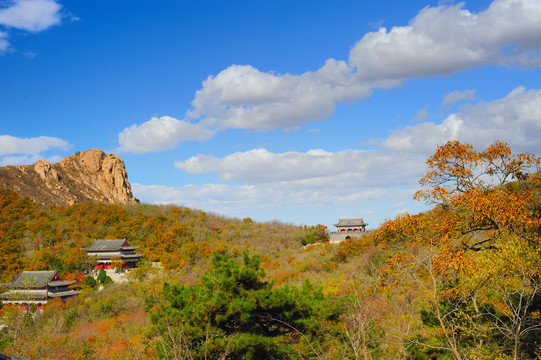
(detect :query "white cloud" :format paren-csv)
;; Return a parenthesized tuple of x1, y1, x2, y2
(176, 148, 371, 182)
(175, 147, 426, 187)
(120, 0, 541, 153)
(147, 80, 540, 223)
(166, 85, 541, 225)
(171, 145, 427, 224)
(133, 183, 414, 210)
(188, 62, 375, 132)
(442, 89, 476, 105)
(132, 183, 268, 213)
(118, 116, 216, 154)
(0, 0, 63, 52)
(0, 0, 62, 32)
(382, 86, 541, 153)
(0, 135, 69, 166)
(415, 106, 430, 121)
(0, 135, 69, 156)
(132, 182, 423, 226)
(0, 30, 8, 51)
(0, 154, 63, 166)
(183, 0, 541, 133)
(349, 0, 541, 80)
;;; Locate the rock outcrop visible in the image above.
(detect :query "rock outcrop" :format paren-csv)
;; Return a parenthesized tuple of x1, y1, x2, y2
(0, 149, 139, 206)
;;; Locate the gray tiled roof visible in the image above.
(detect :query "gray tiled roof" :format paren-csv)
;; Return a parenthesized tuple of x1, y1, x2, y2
(5, 271, 56, 288)
(83, 239, 128, 251)
(334, 218, 368, 227)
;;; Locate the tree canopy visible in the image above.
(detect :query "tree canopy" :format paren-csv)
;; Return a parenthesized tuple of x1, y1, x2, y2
(374, 140, 541, 359)
(149, 251, 342, 359)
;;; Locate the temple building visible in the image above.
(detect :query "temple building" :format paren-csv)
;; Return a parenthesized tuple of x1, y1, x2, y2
(83, 239, 143, 271)
(0, 270, 79, 311)
(329, 218, 368, 243)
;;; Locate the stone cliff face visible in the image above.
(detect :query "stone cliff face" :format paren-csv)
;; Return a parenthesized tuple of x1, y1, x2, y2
(0, 149, 139, 206)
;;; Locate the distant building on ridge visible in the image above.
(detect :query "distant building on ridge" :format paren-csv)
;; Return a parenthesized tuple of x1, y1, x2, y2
(0, 270, 79, 311)
(329, 218, 368, 243)
(82, 239, 143, 271)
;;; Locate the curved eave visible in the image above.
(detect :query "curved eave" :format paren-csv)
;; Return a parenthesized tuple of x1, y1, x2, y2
(48, 280, 76, 287)
(121, 254, 144, 259)
(48, 290, 81, 298)
(84, 246, 139, 252)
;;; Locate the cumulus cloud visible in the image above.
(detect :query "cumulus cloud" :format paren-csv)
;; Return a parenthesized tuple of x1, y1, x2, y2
(0, 31, 8, 51)
(442, 89, 476, 105)
(132, 180, 425, 226)
(349, 0, 541, 80)
(133, 182, 414, 209)
(166, 85, 541, 225)
(132, 183, 268, 213)
(118, 0, 541, 153)
(118, 116, 216, 154)
(184, 0, 541, 134)
(133, 180, 417, 212)
(171, 146, 426, 223)
(150, 81, 540, 223)
(0, 154, 63, 166)
(415, 106, 430, 121)
(188, 62, 375, 131)
(382, 86, 541, 153)
(0, 0, 62, 52)
(0, 0, 62, 31)
(120, 0, 541, 227)
(176, 148, 372, 182)
(175, 147, 426, 187)
(174, 81, 541, 198)
(0, 135, 69, 156)
(0, 135, 70, 166)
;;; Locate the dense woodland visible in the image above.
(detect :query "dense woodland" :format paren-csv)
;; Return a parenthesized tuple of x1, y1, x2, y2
(1, 140, 541, 359)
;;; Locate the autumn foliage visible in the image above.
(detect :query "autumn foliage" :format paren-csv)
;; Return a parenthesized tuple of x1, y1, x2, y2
(373, 141, 541, 359)
(2, 140, 541, 359)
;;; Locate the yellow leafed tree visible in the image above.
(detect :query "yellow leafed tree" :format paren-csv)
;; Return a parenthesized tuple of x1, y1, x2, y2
(374, 141, 541, 360)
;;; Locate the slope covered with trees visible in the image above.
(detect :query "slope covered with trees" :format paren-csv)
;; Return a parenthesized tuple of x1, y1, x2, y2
(0, 191, 322, 283)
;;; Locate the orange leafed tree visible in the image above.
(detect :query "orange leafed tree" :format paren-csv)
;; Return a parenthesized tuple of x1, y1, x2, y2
(373, 141, 541, 359)
(377, 140, 541, 257)
(416, 140, 540, 251)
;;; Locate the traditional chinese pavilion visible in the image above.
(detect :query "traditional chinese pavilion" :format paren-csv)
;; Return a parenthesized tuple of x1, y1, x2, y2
(329, 218, 368, 243)
(83, 239, 143, 270)
(0, 270, 79, 311)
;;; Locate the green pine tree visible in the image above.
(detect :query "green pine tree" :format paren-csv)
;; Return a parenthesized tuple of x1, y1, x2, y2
(149, 251, 342, 359)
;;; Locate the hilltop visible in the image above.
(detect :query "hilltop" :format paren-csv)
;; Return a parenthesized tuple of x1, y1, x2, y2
(0, 149, 138, 206)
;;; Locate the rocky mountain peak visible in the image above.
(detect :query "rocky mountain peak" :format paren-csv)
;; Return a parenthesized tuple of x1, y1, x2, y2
(0, 149, 139, 206)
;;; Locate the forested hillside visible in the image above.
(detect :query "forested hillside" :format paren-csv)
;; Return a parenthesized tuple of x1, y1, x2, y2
(0, 191, 325, 282)
(1, 140, 541, 359)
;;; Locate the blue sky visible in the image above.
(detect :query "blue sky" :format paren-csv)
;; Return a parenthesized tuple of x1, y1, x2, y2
(1, 0, 541, 230)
